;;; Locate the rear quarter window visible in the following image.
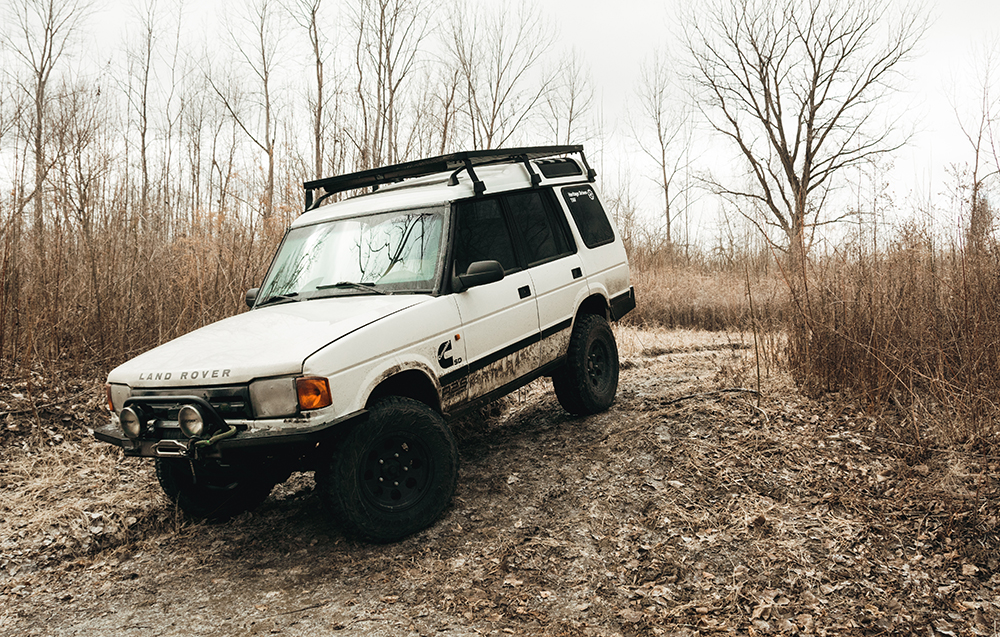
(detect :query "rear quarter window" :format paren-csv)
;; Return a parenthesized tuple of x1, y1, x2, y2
(561, 185, 615, 248)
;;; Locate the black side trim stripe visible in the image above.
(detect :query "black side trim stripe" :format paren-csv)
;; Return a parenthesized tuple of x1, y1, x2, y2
(439, 366, 469, 388)
(540, 318, 572, 341)
(439, 332, 539, 387)
(445, 357, 567, 419)
(439, 320, 572, 388)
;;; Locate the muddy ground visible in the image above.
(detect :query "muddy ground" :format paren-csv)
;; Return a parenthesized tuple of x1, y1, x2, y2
(2, 328, 1000, 636)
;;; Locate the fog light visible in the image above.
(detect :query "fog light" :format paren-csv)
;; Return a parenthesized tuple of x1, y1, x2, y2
(178, 405, 206, 438)
(120, 406, 145, 439)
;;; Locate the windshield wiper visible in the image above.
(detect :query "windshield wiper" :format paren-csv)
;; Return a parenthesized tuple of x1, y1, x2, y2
(316, 281, 388, 295)
(256, 292, 300, 307)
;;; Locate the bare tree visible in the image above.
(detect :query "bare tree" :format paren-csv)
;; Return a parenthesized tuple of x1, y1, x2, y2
(447, 0, 556, 149)
(210, 0, 282, 218)
(544, 50, 594, 146)
(122, 0, 158, 221)
(629, 50, 694, 248)
(4, 0, 92, 242)
(347, 0, 432, 169)
(289, 0, 332, 180)
(684, 0, 925, 271)
(954, 39, 1000, 253)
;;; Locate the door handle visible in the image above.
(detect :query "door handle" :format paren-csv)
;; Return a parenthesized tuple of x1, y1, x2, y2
(518, 285, 531, 299)
(571, 267, 583, 279)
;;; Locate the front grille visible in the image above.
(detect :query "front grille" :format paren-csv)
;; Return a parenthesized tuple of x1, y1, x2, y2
(131, 385, 254, 421)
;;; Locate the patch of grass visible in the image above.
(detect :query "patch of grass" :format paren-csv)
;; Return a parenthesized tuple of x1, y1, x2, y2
(626, 261, 789, 332)
(789, 229, 1000, 452)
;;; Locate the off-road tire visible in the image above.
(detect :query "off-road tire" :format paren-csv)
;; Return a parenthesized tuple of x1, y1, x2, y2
(552, 313, 620, 415)
(155, 458, 274, 522)
(317, 396, 458, 543)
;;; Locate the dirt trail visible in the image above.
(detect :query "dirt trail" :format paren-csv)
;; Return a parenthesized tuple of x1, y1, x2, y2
(2, 329, 999, 636)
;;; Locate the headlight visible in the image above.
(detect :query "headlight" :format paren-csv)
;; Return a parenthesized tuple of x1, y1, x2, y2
(249, 378, 298, 418)
(107, 383, 131, 413)
(178, 405, 206, 438)
(119, 406, 146, 439)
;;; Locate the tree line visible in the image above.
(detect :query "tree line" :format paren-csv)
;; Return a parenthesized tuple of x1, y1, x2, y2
(0, 0, 976, 376)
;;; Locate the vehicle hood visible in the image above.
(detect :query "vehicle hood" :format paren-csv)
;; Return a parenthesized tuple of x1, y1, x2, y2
(108, 295, 428, 387)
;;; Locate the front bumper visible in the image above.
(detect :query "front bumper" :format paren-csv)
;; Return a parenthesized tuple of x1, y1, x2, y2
(93, 410, 368, 459)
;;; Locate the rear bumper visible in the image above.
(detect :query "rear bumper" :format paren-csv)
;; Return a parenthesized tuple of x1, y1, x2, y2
(93, 410, 368, 458)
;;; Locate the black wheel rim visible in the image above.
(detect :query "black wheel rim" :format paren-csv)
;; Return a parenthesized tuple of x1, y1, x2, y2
(359, 434, 432, 511)
(586, 338, 610, 390)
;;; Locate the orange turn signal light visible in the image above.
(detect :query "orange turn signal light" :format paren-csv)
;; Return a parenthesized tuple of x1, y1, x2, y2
(105, 384, 115, 412)
(296, 376, 332, 410)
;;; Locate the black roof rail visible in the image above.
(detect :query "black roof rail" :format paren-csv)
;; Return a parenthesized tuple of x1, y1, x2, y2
(303, 145, 596, 211)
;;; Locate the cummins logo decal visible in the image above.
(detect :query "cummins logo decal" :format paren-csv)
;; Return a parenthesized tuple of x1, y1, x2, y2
(437, 339, 462, 369)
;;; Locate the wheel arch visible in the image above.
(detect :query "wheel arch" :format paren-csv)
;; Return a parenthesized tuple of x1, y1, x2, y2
(576, 293, 610, 323)
(365, 367, 442, 412)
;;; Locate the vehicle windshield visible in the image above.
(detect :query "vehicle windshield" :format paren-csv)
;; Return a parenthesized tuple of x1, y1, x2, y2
(256, 206, 446, 304)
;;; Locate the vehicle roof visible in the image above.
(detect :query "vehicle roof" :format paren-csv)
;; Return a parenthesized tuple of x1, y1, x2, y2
(292, 160, 590, 228)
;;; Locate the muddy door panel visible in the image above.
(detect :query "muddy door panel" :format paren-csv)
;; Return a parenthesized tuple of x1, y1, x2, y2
(454, 271, 540, 401)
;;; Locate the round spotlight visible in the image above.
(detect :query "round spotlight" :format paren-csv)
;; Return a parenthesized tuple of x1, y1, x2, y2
(178, 405, 206, 438)
(119, 407, 145, 439)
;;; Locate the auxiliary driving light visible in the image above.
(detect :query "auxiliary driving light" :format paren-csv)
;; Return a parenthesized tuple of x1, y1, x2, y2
(178, 404, 206, 438)
(119, 406, 146, 439)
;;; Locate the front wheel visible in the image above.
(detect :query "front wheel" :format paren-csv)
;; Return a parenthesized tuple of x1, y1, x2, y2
(155, 457, 274, 522)
(552, 313, 620, 415)
(317, 396, 458, 543)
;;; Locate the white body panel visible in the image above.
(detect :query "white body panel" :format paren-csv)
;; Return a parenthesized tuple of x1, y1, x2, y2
(107, 295, 426, 387)
(308, 296, 465, 416)
(454, 270, 540, 400)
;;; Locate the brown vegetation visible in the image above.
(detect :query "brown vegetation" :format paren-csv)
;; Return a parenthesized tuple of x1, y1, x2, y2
(788, 225, 1000, 453)
(0, 204, 284, 377)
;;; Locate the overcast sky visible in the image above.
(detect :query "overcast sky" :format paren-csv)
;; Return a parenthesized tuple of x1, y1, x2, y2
(71, 0, 1000, 236)
(543, 0, 1000, 214)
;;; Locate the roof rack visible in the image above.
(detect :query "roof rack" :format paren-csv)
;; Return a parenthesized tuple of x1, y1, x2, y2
(303, 145, 597, 211)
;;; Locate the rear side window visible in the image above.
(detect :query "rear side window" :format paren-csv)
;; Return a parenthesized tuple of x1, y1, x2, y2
(504, 191, 573, 266)
(561, 186, 615, 248)
(453, 199, 519, 274)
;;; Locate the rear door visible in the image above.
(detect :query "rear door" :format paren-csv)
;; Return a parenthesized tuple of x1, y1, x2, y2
(502, 189, 585, 366)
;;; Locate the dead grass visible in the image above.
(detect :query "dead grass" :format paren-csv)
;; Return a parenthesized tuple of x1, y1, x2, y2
(0, 378, 181, 568)
(626, 261, 789, 334)
(0, 209, 286, 377)
(789, 230, 1000, 454)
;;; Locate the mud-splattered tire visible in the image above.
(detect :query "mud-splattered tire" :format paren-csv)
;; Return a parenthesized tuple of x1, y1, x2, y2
(155, 458, 274, 522)
(317, 396, 458, 543)
(552, 313, 620, 415)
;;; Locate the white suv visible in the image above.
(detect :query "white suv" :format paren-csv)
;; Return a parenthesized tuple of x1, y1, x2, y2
(96, 146, 635, 542)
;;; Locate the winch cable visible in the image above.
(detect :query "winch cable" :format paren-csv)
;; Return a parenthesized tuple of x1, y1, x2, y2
(193, 425, 238, 449)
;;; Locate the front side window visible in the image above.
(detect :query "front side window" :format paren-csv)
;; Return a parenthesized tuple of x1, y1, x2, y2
(453, 199, 518, 275)
(256, 206, 446, 305)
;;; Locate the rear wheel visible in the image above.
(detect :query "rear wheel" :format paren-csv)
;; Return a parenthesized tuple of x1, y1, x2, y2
(317, 396, 458, 543)
(552, 313, 620, 415)
(155, 457, 274, 522)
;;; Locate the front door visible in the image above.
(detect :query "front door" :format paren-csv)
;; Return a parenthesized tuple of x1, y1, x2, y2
(447, 197, 540, 404)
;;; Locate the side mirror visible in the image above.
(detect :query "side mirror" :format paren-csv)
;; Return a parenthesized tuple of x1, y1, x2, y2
(245, 288, 259, 308)
(453, 260, 504, 292)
